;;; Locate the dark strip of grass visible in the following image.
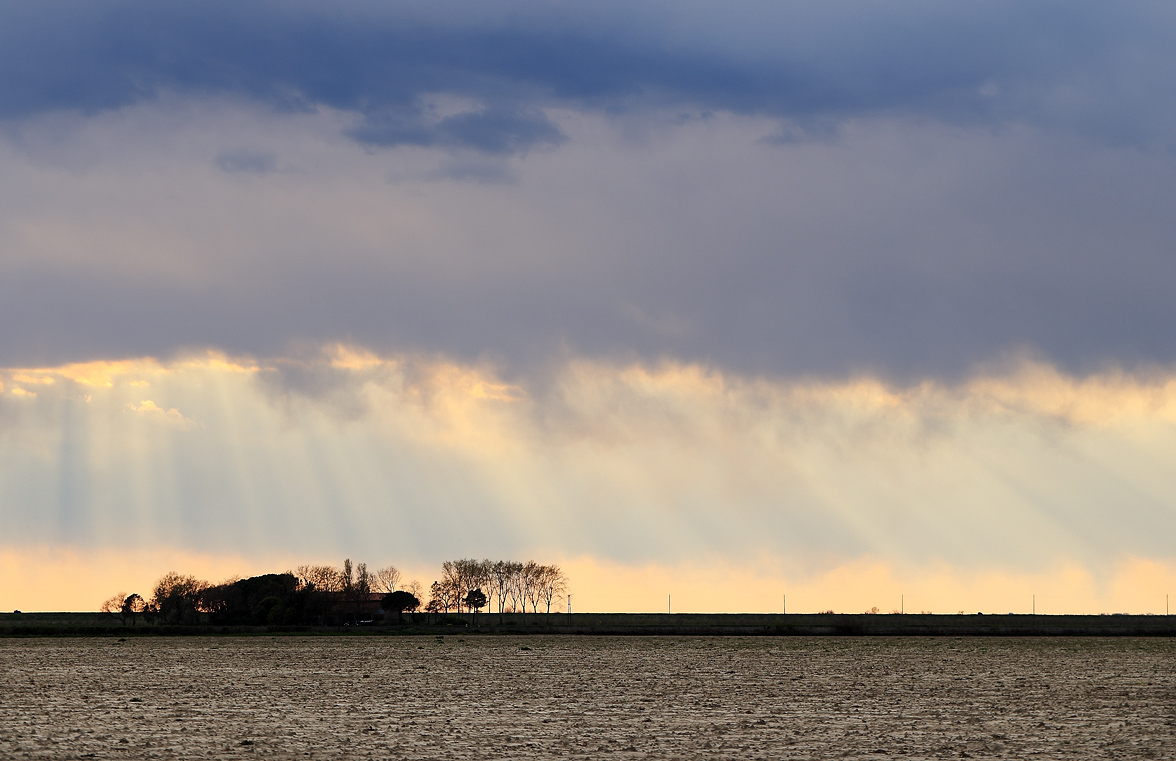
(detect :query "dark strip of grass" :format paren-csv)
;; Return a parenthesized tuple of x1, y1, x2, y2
(2, 613, 1175, 637)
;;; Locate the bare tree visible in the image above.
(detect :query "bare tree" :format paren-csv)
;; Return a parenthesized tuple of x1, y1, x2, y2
(455, 558, 486, 619)
(430, 580, 457, 616)
(505, 561, 526, 621)
(100, 592, 126, 616)
(523, 561, 544, 614)
(371, 566, 401, 594)
(474, 560, 492, 616)
(440, 562, 460, 612)
(100, 592, 144, 625)
(296, 564, 343, 592)
(294, 565, 312, 589)
(442, 559, 483, 614)
(442, 562, 460, 616)
(430, 581, 460, 621)
(488, 561, 511, 623)
(539, 565, 568, 622)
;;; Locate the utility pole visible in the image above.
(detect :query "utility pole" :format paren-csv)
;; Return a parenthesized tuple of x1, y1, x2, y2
(668, 594, 671, 615)
(901, 595, 904, 614)
(783, 594, 786, 615)
(1033, 594, 1035, 615)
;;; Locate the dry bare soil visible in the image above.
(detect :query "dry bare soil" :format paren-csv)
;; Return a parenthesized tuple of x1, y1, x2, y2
(1, 636, 1173, 759)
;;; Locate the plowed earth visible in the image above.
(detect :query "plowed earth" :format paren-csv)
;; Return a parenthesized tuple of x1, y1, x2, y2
(1, 636, 1173, 759)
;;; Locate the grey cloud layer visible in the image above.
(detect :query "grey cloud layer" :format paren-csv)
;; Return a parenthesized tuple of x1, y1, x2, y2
(1, 2, 1176, 377)
(2, 1, 1175, 151)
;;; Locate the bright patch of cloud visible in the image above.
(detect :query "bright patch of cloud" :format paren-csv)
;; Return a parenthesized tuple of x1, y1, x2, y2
(123, 400, 197, 429)
(27, 359, 154, 388)
(12, 374, 53, 385)
(2, 353, 251, 389)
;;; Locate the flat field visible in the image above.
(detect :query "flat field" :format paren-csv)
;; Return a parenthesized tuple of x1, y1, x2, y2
(1, 636, 1173, 759)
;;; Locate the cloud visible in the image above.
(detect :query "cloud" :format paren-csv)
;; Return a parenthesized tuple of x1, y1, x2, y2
(3, 106, 1176, 378)
(215, 148, 277, 174)
(349, 106, 565, 155)
(1, 347, 1173, 587)
(2, 3, 1176, 382)
(1, 2, 1175, 152)
(123, 399, 198, 429)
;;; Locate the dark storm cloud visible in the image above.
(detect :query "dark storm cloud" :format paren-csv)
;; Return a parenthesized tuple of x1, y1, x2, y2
(1, 1, 1175, 151)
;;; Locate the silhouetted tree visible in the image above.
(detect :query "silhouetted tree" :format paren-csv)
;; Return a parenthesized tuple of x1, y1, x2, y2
(523, 561, 545, 614)
(424, 596, 442, 623)
(202, 573, 300, 624)
(469, 560, 491, 613)
(355, 563, 371, 596)
(100, 592, 145, 626)
(440, 559, 488, 613)
(150, 572, 210, 624)
(382, 591, 419, 624)
(538, 565, 568, 622)
(432, 578, 459, 615)
(99, 592, 126, 618)
(487, 561, 510, 623)
(505, 561, 526, 620)
(464, 589, 487, 623)
(296, 564, 343, 592)
(121, 593, 146, 626)
(440, 561, 462, 612)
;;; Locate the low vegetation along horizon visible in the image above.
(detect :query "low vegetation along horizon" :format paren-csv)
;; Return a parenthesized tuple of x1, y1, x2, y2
(97, 559, 568, 627)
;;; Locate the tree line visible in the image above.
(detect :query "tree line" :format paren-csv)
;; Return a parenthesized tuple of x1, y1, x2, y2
(426, 559, 568, 622)
(99, 558, 568, 627)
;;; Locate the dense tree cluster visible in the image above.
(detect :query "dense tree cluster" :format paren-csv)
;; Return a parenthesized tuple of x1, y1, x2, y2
(99, 558, 568, 626)
(100, 561, 407, 626)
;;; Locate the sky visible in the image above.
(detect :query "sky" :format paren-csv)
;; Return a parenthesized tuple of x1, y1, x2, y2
(1, 1, 1175, 613)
